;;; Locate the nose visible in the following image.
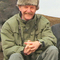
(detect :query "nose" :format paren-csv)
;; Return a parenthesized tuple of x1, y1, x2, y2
(27, 7, 31, 13)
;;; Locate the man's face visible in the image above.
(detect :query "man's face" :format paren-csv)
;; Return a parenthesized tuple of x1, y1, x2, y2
(19, 5, 37, 21)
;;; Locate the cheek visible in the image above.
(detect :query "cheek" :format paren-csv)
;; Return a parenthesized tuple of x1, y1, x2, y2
(34, 10, 36, 13)
(32, 11, 36, 15)
(21, 10, 26, 14)
(31, 9, 36, 13)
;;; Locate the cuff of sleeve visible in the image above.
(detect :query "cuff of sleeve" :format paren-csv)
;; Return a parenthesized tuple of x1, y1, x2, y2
(38, 39, 45, 47)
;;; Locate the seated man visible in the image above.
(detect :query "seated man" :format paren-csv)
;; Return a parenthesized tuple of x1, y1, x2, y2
(1, 0, 58, 60)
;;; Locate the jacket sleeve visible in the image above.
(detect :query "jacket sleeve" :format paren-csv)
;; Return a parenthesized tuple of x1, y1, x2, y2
(1, 22, 24, 59)
(38, 15, 57, 50)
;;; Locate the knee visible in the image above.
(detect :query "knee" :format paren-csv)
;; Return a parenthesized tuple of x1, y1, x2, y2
(49, 46, 58, 50)
(10, 53, 21, 57)
(47, 46, 59, 54)
(9, 53, 24, 60)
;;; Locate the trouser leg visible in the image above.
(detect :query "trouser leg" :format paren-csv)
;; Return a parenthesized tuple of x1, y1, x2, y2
(9, 53, 24, 60)
(8, 53, 32, 60)
(37, 46, 58, 60)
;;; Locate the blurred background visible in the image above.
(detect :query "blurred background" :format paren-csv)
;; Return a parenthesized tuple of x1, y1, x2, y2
(36, 0, 60, 18)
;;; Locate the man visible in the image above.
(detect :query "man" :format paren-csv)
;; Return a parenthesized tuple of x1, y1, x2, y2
(1, 0, 58, 60)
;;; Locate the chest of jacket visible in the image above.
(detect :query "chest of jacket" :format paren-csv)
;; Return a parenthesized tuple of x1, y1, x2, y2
(14, 20, 42, 47)
(11, 14, 43, 46)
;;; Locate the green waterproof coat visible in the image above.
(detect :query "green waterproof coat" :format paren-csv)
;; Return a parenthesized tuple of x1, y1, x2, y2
(1, 13, 57, 60)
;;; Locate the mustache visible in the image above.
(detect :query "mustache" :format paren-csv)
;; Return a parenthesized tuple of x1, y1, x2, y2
(24, 12, 33, 15)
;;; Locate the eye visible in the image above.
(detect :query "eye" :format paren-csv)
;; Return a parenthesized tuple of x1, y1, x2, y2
(31, 7, 34, 9)
(24, 6, 28, 8)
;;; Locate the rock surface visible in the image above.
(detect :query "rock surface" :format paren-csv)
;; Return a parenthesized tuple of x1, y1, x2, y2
(0, 0, 19, 23)
(0, 0, 19, 42)
(0, 1, 19, 60)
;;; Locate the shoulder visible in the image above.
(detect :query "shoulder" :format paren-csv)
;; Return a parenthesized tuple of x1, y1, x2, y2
(35, 14, 50, 24)
(2, 13, 19, 32)
(3, 13, 19, 26)
(6, 13, 19, 24)
(35, 14, 50, 28)
(35, 14, 49, 22)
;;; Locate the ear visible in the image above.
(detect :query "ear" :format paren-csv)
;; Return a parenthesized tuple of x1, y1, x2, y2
(18, 6, 21, 11)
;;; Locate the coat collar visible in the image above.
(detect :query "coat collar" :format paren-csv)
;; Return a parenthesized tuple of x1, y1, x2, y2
(17, 13, 37, 28)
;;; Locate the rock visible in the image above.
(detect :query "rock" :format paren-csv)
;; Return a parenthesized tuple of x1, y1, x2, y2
(0, 0, 19, 23)
(0, 0, 19, 42)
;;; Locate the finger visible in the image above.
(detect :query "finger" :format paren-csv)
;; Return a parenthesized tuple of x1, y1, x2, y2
(27, 50, 32, 55)
(24, 42, 33, 45)
(25, 44, 29, 49)
(24, 45, 34, 54)
(26, 48, 31, 53)
(24, 45, 30, 54)
(26, 47, 35, 55)
(28, 40, 31, 42)
(24, 42, 27, 45)
(24, 47, 31, 54)
(30, 48, 36, 51)
(29, 45, 35, 48)
(27, 49, 35, 55)
(24, 40, 31, 45)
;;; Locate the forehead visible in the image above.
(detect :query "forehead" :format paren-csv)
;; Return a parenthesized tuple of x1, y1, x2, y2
(19, 5, 36, 7)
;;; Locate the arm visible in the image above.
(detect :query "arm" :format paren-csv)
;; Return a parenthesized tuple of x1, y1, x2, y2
(1, 22, 24, 58)
(38, 16, 57, 50)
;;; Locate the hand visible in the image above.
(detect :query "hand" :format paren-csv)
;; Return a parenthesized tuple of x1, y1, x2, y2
(25, 40, 40, 51)
(24, 40, 33, 55)
(24, 40, 41, 55)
